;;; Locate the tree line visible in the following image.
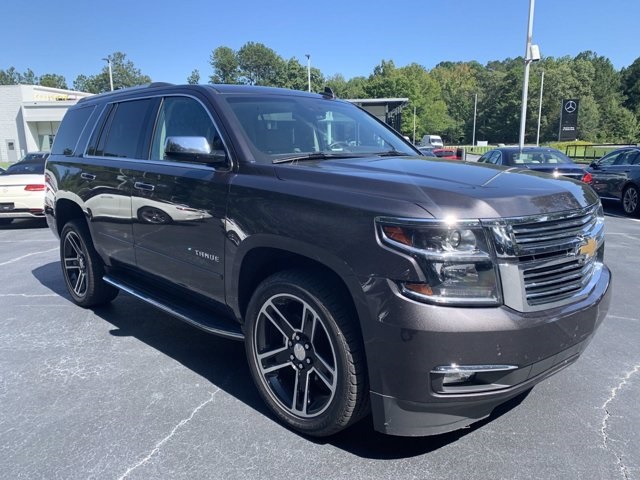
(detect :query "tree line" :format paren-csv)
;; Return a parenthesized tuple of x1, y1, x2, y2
(2, 45, 639, 144)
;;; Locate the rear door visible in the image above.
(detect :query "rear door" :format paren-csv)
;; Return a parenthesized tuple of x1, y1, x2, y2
(130, 94, 232, 303)
(591, 150, 637, 199)
(80, 98, 158, 266)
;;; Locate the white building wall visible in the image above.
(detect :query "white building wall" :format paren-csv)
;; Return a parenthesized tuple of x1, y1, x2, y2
(0, 85, 23, 162)
(0, 85, 92, 162)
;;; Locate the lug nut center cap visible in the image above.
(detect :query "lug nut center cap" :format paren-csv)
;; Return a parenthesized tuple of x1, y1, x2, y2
(293, 343, 306, 361)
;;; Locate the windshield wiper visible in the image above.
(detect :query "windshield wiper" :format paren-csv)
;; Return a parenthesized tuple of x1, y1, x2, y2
(272, 152, 364, 164)
(373, 150, 408, 157)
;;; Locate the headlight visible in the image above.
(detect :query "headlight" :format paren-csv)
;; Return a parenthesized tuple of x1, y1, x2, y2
(377, 217, 501, 306)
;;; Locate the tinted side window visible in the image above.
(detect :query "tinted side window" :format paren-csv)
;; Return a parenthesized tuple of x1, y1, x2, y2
(101, 99, 156, 158)
(51, 105, 95, 156)
(151, 96, 224, 161)
(597, 152, 621, 166)
(616, 151, 637, 166)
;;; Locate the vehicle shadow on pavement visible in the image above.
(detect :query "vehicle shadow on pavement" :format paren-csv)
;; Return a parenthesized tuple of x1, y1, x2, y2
(0, 218, 48, 230)
(325, 389, 531, 459)
(32, 261, 531, 459)
(31, 262, 272, 415)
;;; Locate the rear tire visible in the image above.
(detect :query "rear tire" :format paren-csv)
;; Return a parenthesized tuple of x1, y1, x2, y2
(60, 219, 119, 307)
(245, 269, 369, 437)
(622, 184, 640, 217)
(0, 218, 13, 225)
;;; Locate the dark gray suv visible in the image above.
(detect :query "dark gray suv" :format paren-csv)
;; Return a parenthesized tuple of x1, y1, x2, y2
(45, 83, 611, 437)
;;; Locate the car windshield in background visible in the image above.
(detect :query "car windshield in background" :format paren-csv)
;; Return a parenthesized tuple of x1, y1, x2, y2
(224, 95, 417, 164)
(21, 152, 49, 162)
(3, 161, 45, 175)
(510, 150, 573, 165)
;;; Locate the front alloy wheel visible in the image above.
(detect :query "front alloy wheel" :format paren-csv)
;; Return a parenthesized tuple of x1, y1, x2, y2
(254, 293, 338, 418)
(622, 185, 639, 216)
(245, 270, 369, 437)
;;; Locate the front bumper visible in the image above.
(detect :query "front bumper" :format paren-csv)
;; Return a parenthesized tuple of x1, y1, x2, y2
(362, 265, 611, 436)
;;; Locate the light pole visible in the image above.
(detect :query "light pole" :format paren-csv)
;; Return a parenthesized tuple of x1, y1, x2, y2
(536, 70, 545, 146)
(412, 105, 417, 144)
(305, 54, 311, 92)
(102, 57, 114, 91)
(472, 92, 478, 146)
(518, 0, 540, 151)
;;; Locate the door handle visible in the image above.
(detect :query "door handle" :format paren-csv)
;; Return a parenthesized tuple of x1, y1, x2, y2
(134, 182, 155, 192)
(80, 173, 96, 181)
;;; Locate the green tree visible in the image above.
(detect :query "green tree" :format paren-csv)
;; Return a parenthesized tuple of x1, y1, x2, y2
(236, 42, 284, 86)
(72, 52, 151, 94)
(0, 67, 21, 84)
(39, 73, 68, 89)
(187, 69, 200, 85)
(621, 57, 640, 114)
(209, 46, 239, 84)
(431, 62, 480, 143)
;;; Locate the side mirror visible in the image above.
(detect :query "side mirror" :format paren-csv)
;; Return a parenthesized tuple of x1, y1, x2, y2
(164, 136, 227, 166)
(589, 161, 599, 169)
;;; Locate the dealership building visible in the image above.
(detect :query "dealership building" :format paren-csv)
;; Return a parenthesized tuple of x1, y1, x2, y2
(0, 85, 92, 163)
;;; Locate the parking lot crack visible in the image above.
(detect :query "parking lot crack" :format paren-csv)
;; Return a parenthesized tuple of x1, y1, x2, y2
(116, 388, 221, 480)
(601, 364, 640, 480)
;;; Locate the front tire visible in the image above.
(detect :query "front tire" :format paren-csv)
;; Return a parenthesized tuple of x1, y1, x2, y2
(60, 219, 119, 307)
(245, 270, 369, 437)
(622, 184, 640, 217)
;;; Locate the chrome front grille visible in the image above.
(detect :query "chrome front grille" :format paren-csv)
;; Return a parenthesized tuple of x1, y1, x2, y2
(511, 210, 596, 252)
(485, 204, 605, 312)
(522, 254, 598, 306)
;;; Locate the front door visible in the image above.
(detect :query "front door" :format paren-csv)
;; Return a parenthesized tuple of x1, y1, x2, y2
(131, 95, 231, 303)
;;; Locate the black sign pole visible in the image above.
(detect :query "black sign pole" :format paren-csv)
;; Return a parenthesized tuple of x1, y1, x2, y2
(558, 100, 562, 141)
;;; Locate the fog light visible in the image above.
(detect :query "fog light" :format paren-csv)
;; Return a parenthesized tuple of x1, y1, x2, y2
(442, 371, 476, 385)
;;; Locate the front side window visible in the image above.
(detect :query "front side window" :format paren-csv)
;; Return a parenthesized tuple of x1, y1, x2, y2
(150, 96, 223, 161)
(597, 151, 622, 167)
(614, 151, 638, 166)
(225, 95, 416, 163)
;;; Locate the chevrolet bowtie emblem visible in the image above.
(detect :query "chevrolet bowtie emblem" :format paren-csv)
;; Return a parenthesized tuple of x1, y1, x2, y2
(578, 238, 597, 258)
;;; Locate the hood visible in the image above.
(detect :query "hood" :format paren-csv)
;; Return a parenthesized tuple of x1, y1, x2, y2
(274, 156, 599, 219)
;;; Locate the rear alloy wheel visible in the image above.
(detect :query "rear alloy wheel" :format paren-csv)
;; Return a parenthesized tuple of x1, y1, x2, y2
(622, 185, 640, 216)
(60, 219, 119, 307)
(245, 270, 368, 437)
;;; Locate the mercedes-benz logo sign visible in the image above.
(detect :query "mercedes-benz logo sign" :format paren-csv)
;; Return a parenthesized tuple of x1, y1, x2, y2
(564, 100, 577, 113)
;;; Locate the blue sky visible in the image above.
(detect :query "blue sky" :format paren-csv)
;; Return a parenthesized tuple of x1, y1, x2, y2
(4, 0, 639, 87)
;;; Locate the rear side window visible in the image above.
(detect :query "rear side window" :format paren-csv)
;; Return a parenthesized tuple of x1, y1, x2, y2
(51, 105, 95, 156)
(100, 99, 156, 158)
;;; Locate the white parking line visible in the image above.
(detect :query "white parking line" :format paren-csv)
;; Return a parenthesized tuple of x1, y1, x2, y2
(0, 247, 58, 266)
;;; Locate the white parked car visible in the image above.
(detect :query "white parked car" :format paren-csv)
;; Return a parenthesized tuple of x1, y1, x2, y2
(0, 153, 48, 225)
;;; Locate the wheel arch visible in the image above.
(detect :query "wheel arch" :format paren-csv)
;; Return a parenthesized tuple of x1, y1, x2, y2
(54, 198, 87, 235)
(229, 236, 369, 331)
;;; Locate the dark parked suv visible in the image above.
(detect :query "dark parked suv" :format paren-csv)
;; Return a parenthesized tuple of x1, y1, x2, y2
(45, 83, 611, 437)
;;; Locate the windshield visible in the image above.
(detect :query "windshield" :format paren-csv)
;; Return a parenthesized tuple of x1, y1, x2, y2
(509, 150, 574, 165)
(3, 161, 45, 175)
(224, 94, 417, 163)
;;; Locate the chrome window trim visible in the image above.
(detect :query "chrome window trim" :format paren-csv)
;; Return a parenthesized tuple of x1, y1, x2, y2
(80, 92, 234, 171)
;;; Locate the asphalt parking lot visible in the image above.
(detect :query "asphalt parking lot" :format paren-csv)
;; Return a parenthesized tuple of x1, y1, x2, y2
(1, 203, 638, 480)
